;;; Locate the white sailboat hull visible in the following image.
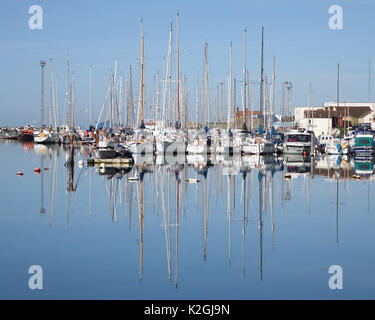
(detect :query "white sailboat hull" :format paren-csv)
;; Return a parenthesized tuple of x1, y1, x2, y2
(242, 142, 274, 155)
(216, 145, 241, 154)
(34, 133, 58, 144)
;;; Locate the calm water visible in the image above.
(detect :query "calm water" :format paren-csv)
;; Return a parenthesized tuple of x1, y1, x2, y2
(0, 141, 375, 300)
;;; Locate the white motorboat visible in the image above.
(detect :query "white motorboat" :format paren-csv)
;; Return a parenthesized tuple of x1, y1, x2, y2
(283, 130, 312, 155)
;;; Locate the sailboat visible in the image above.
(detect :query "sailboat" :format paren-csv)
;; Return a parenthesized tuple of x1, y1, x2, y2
(241, 28, 274, 155)
(126, 20, 154, 156)
(155, 18, 186, 156)
(216, 43, 241, 155)
(187, 46, 215, 155)
(35, 59, 59, 144)
(34, 128, 59, 144)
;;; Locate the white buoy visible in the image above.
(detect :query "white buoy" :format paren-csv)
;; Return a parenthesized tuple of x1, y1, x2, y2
(78, 160, 84, 168)
(186, 178, 200, 183)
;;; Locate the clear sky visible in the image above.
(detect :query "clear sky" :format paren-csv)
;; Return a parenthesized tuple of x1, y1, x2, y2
(0, 0, 374, 127)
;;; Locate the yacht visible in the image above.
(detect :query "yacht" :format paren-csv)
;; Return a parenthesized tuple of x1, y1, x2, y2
(34, 130, 59, 144)
(126, 127, 154, 155)
(186, 129, 214, 155)
(283, 130, 312, 155)
(352, 133, 374, 157)
(240, 133, 274, 155)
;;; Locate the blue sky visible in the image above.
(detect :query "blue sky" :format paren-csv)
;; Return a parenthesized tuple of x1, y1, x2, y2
(0, 0, 374, 126)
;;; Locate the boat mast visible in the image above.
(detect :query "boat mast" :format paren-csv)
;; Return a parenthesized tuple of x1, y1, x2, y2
(271, 56, 275, 129)
(69, 80, 72, 129)
(251, 80, 254, 131)
(221, 81, 224, 125)
(337, 63, 340, 135)
(176, 12, 180, 128)
(196, 72, 199, 130)
(247, 70, 250, 130)
(215, 84, 219, 128)
(243, 28, 247, 130)
(89, 65, 93, 125)
(152, 75, 155, 126)
(168, 24, 173, 127)
(55, 74, 59, 129)
(49, 58, 53, 128)
(308, 83, 312, 131)
(128, 66, 134, 128)
(40, 60, 46, 128)
(113, 59, 118, 129)
(110, 74, 113, 129)
(66, 55, 70, 126)
(264, 75, 268, 130)
(183, 75, 188, 130)
(227, 42, 232, 131)
(71, 72, 75, 129)
(139, 20, 145, 128)
(259, 27, 264, 128)
(156, 70, 160, 125)
(233, 78, 236, 128)
(119, 75, 123, 127)
(204, 42, 208, 128)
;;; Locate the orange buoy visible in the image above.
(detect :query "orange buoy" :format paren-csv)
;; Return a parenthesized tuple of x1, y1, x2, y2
(34, 167, 41, 173)
(44, 168, 49, 170)
(17, 171, 24, 176)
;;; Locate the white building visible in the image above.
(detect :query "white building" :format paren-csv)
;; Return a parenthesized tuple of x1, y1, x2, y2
(297, 117, 332, 136)
(295, 102, 375, 135)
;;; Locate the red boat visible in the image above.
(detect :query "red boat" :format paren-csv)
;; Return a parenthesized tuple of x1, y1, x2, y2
(17, 129, 34, 142)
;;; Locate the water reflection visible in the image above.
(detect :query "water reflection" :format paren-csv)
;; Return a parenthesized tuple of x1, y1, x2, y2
(8, 141, 375, 296)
